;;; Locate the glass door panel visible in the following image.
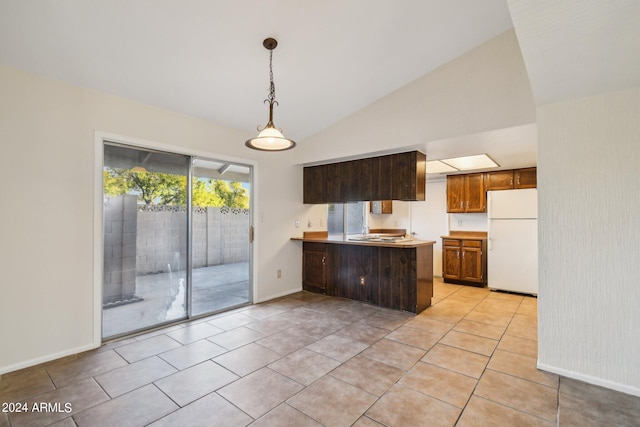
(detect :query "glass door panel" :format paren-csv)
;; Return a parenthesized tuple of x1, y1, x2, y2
(190, 159, 251, 316)
(102, 144, 190, 339)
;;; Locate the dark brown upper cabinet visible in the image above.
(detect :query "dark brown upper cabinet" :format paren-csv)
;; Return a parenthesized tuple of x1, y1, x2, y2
(373, 154, 393, 201)
(303, 165, 324, 204)
(303, 151, 426, 204)
(390, 152, 426, 201)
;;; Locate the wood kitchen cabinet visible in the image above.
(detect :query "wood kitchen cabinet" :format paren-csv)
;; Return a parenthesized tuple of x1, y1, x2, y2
(303, 165, 324, 204)
(373, 154, 394, 200)
(300, 239, 433, 313)
(390, 151, 426, 201)
(341, 158, 373, 202)
(446, 173, 486, 213)
(442, 236, 487, 287)
(324, 162, 341, 202)
(515, 167, 537, 188)
(486, 168, 537, 190)
(486, 170, 515, 191)
(303, 151, 425, 204)
(302, 242, 328, 293)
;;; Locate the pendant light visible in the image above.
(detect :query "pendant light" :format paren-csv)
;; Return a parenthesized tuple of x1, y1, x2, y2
(245, 38, 296, 151)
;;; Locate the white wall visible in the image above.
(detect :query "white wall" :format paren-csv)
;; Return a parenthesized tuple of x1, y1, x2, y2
(449, 213, 488, 233)
(536, 88, 640, 395)
(294, 29, 536, 164)
(0, 65, 306, 374)
(368, 201, 411, 232)
(409, 180, 449, 277)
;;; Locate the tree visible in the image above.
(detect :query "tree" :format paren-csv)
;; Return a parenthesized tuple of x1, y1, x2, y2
(104, 168, 249, 208)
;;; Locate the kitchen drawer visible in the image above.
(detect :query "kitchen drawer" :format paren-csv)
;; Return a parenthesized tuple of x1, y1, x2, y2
(443, 239, 461, 247)
(462, 240, 482, 248)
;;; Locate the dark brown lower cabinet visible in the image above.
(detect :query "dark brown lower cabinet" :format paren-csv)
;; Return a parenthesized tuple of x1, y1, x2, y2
(302, 242, 433, 314)
(302, 242, 327, 293)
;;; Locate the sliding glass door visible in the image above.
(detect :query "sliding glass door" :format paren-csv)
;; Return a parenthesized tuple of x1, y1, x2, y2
(190, 158, 251, 316)
(102, 143, 252, 339)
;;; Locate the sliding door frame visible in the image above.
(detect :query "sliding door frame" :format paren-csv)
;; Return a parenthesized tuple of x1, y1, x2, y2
(93, 131, 256, 346)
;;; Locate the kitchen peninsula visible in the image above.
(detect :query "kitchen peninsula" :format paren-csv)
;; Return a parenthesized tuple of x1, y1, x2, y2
(291, 232, 434, 314)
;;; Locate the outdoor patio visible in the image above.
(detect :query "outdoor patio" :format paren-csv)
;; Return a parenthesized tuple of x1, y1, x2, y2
(103, 262, 249, 338)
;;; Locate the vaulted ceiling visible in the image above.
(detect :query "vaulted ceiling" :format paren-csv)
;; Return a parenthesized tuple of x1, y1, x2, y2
(0, 1, 513, 141)
(2, 1, 638, 170)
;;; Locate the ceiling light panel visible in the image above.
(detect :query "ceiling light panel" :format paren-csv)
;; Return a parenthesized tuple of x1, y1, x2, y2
(426, 160, 458, 174)
(441, 154, 498, 170)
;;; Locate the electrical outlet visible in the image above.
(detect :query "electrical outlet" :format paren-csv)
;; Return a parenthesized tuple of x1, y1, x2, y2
(277, 269, 282, 279)
(458, 219, 463, 227)
(295, 220, 300, 228)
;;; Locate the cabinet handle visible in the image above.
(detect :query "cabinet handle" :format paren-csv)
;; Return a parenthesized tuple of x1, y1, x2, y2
(322, 256, 326, 264)
(457, 250, 460, 259)
(466, 200, 469, 210)
(460, 201, 463, 209)
(517, 177, 520, 185)
(462, 250, 465, 259)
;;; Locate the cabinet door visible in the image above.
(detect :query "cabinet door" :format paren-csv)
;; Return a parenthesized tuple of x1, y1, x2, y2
(391, 153, 412, 200)
(375, 155, 394, 200)
(302, 245, 327, 292)
(390, 152, 425, 201)
(303, 166, 324, 204)
(515, 167, 537, 189)
(325, 163, 341, 202)
(359, 158, 374, 201)
(446, 175, 465, 213)
(338, 161, 355, 202)
(442, 245, 461, 280)
(465, 173, 486, 213)
(461, 246, 483, 283)
(486, 170, 514, 191)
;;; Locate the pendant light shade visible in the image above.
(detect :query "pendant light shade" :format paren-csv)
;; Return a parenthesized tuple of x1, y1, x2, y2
(245, 38, 296, 151)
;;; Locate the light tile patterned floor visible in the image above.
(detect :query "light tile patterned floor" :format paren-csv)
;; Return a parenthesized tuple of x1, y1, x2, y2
(2, 278, 640, 426)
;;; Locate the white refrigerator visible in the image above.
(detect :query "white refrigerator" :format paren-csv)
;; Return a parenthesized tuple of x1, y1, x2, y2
(487, 188, 538, 295)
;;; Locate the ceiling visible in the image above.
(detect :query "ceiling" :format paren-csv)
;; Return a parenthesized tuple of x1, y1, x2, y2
(5, 1, 636, 175)
(0, 0, 514, 143)
(509, 0, 640, 106)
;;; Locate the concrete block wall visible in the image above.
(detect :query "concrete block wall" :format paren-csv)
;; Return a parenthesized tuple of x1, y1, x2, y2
(136, 207, 187, 275)
(136, 206, 249, 274)
(104, 199, 250, 284)
(218, 207, 250, 264)
(103, 195, 137, 304)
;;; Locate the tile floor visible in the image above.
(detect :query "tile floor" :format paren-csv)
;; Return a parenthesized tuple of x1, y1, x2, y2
(2, 278, 639, 426)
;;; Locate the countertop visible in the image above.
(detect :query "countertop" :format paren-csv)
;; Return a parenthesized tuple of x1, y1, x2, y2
(291, 235, 436, 248)
(441, 231, 488, 240)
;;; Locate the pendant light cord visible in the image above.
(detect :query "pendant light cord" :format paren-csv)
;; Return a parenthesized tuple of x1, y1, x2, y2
(268, 49, 277, 105)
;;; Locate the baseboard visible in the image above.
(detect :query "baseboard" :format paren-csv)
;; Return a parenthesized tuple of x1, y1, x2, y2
(537, 361, 640, 397)
(254, 286, 302, 303)
(0, 342, 101, 376)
